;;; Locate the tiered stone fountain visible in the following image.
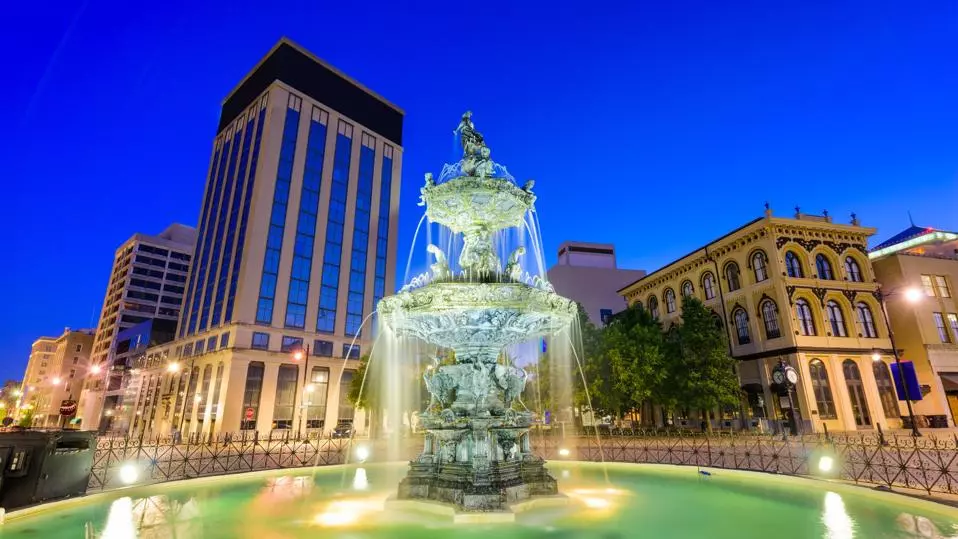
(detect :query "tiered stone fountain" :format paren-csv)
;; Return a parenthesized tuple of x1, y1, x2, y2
(378, 112, 577, 515)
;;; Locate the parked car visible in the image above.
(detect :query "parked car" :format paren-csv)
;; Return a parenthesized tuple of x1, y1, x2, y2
(332, 424, 353, 439)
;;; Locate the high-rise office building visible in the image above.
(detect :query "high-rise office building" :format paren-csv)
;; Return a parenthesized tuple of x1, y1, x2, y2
(77, 223, 197, 429)
(127, 38, 403, 438)
(21, 328, 94, 427)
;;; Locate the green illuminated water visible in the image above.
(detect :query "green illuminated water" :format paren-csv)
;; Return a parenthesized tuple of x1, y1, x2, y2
(2, 462, 956, 538)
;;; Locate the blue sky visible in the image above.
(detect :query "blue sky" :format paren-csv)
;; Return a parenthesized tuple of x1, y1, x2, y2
(2, 1, 957, 380)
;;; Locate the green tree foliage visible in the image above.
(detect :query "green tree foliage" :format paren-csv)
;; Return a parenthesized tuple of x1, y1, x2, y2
(667, 297, 741, 431)
(602, 303, 668, 414)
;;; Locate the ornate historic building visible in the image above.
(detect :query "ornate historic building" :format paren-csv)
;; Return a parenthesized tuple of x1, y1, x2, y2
(871, 223, 958, 426)
(618, 207, 932, 433)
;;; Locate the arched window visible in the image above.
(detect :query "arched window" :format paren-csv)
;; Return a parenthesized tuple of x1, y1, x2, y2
(872, 361, 901, 419)
(796, 299, 816, 335)
(702, 273, 716, 300)
(808, 359, 837, 419)
(844, 256, 863, 282)
(665, 288, 676, 313)
(761, 299, 781, 339)
(634, 299, 644, 311)
(725, 262, 741, 291)
(785, 251, 805, 278)
(826, 300, 847, 337)
(816, 254, 834, 280)
(648, 296, 659, 319)
(855, 302, 878, 338)
(843, 360, 872, 427)
(785, 251, 804, 278)
(681, 280, 694, 298)
(752, 252, 768, 282)
(711, 312, 723, 330)
(733, 309, 750, 344)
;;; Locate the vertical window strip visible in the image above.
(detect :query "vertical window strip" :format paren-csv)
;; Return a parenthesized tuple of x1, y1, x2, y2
(284, 108, 328, 328)
(211, 115, 255, 327)
(317, 121, 353, 332)
(225, 106, 267, 322)
(188, 132, 234, 336)
(199, 122, 244, 331)
(373, 148, 393, 307)
(345, 134, 376, 337)
(180, 142, 224, 338)
(255, 105, 301, 324)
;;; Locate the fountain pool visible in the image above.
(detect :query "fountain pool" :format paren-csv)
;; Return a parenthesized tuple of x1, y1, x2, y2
(2, 462, 957, 538)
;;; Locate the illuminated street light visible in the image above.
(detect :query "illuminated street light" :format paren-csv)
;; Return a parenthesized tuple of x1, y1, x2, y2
(167, 362, 181, 373)
(52, 377, 62, 385)
(90, 364, 103, 375)
(904, 287, 922, 303)
(194, 394, 203, 403)
(871, 352, 882, 362)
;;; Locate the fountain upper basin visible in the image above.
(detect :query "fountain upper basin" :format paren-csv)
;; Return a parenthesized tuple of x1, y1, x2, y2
(378, 281, 577, 350)
(423, 176, 535, 234)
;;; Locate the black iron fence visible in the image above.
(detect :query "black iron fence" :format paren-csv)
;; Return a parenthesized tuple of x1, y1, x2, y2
(88, 428, 958, 498)
(531, 428, 958, 497)
(88, 431, 351, 491)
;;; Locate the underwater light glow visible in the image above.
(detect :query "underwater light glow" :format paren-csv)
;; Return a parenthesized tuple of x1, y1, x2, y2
(818, 456, 834, 473)
(356, 445, 370, 463)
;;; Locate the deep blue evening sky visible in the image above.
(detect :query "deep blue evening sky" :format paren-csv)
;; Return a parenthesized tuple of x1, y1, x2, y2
(2, 1, 957, 380)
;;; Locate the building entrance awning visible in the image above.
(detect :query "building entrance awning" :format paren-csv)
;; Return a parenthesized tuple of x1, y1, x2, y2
(940, 373, 958, 392)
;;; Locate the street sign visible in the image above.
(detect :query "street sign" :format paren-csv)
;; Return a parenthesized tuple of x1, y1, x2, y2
(59, 400, 78, 416)
(245, 407, 255, 420)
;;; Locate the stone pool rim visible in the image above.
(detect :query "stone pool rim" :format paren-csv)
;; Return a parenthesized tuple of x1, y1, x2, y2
(5, 461, 958, 524)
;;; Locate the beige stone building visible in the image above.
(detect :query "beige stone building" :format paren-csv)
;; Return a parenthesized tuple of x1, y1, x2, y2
(547, 241, 645, 325)
(78, 223, 196, 430)
(618, 208, 932, 433)
(871, 224, 958, 426)
(124, 38, 402, 439)
(21, 329, 94, 427)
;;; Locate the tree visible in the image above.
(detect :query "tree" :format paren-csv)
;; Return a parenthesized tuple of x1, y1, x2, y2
(602, 303, 668, 424)
(668, 297, 741, 432)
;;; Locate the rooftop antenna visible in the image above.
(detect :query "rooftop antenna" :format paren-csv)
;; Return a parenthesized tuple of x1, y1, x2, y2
(908, 211, 915, 227)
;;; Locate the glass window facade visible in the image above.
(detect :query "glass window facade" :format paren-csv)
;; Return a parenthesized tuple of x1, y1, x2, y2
(373, 146, 393, 308)
(314, 339, 334, 357)
(306, 366, 329, 429)
(226, 102, 268, 323)
(343, 343, 360, 359)
(199, 123, 244, 332)
(317, 121, 353, 333)
(251, 332, 270, 350)
(211, 114, 256, 327)
(187, 131, 233, 337)
(281, 335, 303, 353)
(273, 364, 299, 429)
(256, 101, 301, 325)
(285, 107, 328, 328)
(240, 361, 265, 430)
(339, 370, 355, 422)
(345, 134, 376, 337)
(219, 332, 230, 349)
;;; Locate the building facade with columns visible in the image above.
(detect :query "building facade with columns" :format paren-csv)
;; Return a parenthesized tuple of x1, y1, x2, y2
(618, 208, 945, 433)
(122, 38, 401, 439)
(871, 224, 958, 426)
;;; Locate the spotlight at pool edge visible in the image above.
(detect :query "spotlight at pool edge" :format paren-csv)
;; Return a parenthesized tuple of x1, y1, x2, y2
(356, 445, 370, 463)
(818, 455, 834, 473)
(558, 448, 570, 457)
(119, 463, 139, 485)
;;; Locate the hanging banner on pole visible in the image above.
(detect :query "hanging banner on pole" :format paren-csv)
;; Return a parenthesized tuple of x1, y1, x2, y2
(890, 361, 923, 401)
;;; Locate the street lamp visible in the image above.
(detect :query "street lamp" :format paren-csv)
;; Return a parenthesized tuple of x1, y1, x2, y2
(875, 286, 923, 437)
(166, 362, 180, 373)
(293, 344, 311, 435)
(90, 364, 102, 375)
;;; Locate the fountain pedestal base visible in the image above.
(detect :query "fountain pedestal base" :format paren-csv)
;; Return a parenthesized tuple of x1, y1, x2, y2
(398, 457, 558, 512)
